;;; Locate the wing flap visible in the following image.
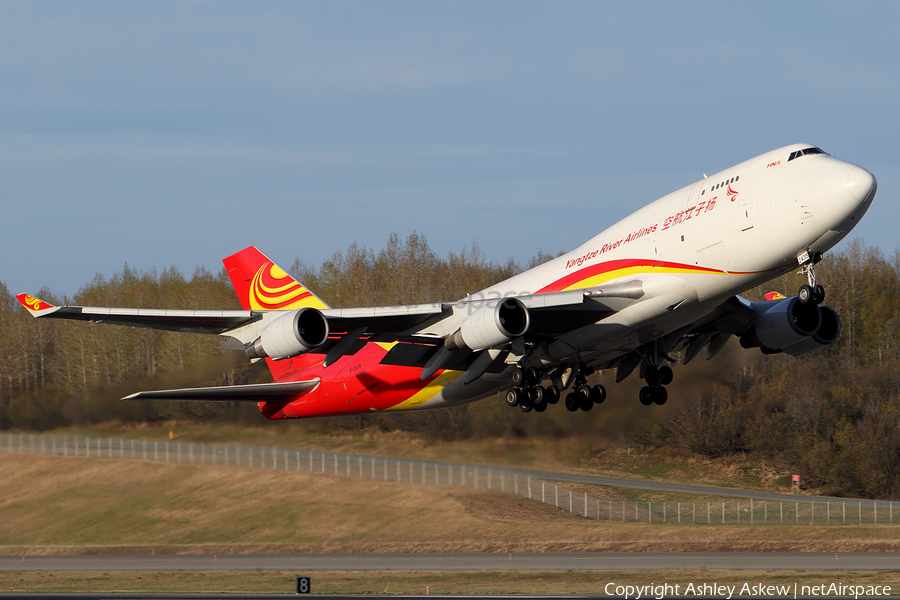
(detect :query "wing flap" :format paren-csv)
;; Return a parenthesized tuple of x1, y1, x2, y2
(322, 303, 450, 336)
(526, 300, 621, 335)
(687, 294, 759, 335)
(514, 285, 641, 338)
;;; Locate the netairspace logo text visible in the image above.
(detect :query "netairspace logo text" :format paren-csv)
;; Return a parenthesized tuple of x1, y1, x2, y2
(603, 581, 892, 599)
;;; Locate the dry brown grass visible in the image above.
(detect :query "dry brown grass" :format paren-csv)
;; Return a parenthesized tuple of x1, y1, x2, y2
(2, 569, 900, 595)
(77, 421, 809, 496)
(1, 452, 899, 558)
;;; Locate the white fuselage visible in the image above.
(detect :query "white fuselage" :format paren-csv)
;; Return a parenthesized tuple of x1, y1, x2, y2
(422, 144, 876, 407)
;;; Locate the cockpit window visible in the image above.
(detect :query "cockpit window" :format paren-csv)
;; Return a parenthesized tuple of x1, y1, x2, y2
(788, 147, 825, 162)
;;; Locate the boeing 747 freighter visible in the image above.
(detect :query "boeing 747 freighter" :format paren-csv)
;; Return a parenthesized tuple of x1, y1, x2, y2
(18, 144, 877, 418)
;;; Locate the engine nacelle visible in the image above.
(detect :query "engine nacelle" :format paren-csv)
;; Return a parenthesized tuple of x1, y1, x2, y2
(245, 307, 329, 360)
(445, 298, 529, 352)
(740, 296, 821, 351)
(783, 305, 841, 356)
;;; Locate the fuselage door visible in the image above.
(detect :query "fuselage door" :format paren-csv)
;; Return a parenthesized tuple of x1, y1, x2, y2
(685, 181, 704, 210)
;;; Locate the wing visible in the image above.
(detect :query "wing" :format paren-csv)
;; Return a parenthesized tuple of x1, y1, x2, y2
(517, 283, 642, 335)
(673, 291, 837, 365)
(15, 293, 450, 338)
(685, 294, 760, 336)
(17, 282, 639, 347)
(15, 294, 259, 334)
(16, 281, 645, 378)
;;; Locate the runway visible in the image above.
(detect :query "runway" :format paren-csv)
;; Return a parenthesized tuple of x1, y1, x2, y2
(1, 552, 898, 572)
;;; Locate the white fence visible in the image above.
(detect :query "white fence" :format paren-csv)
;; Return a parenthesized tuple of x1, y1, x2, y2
(1, 431, 894, 526)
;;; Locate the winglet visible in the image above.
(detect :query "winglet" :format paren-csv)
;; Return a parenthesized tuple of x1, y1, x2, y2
(15, 294, 59, 317)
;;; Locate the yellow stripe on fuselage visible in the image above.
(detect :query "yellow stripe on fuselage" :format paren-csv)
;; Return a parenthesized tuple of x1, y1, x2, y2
(563, 265, 729, 291)
(384, 370, 461, 411)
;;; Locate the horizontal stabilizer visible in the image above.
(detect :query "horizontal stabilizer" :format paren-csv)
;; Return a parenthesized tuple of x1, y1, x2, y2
(122, 379, 321, 402)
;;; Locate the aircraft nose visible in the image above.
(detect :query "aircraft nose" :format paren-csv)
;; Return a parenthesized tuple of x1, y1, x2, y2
(847, 167, 876, 202)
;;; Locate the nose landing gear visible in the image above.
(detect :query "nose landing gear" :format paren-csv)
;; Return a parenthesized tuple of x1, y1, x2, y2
(798, 250, 825, 305)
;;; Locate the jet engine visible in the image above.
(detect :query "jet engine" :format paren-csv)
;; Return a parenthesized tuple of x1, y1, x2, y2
(740, 296, 821, 352)
(245, 307, 329, 360)
(782, 305, 841, 356)
(740, 296, 841, 354)
(445, 298, 529, 352)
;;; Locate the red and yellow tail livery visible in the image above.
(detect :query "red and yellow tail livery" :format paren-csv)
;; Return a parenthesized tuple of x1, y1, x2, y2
(224, 247, 329, 311)
(15, 294, 56, 315)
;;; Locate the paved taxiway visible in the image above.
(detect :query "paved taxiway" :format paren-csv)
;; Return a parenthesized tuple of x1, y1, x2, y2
(2, 552, 898, 571)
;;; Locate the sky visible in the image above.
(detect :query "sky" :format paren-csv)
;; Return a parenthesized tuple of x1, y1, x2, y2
(3, 1, 899, 298)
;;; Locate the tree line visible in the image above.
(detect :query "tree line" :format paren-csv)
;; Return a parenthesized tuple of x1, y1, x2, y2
(1, 233, 899, 498)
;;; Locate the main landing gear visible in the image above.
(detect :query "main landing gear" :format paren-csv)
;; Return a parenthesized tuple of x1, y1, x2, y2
(632, 339, 675, 406)
(563, 366, 606, 413)
(638, 364, 672, 406)
(505, 365, 604, 413)
(505, 368, 559, 413)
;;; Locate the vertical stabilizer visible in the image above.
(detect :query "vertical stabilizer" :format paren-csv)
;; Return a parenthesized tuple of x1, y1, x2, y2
(222, 247, 330, 311)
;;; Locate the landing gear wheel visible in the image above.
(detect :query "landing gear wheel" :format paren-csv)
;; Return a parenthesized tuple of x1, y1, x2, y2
(576, 384, 594, 410)
(524, 368, 540, 387)
(651, 386, 668, 405)
(798, 284, 813, 304)
(591, 384, 606, 404)
(565, 392, 579, 412)
(534, 399, 548, 412)
(510, 368, 525, 386)
(505, 388, 520, 407)
(639, 386, 653, 406)
(519, 389, 534, 412)
(658, 366, 673, 386)
(577, 384, 592, 403)
(814, 284, 825, 304)
(644, 366, 661, 388)
(545, 385, 560, 405)
(579, 392, 593, 411)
